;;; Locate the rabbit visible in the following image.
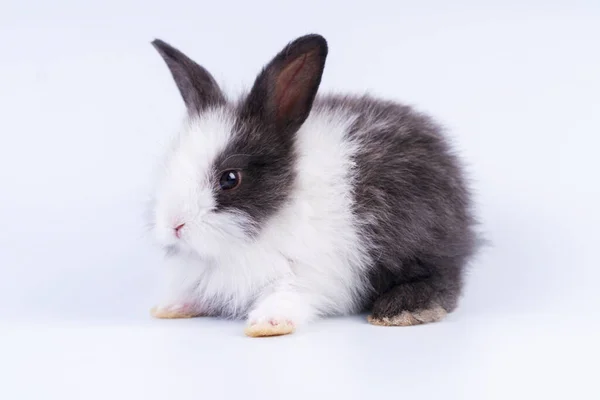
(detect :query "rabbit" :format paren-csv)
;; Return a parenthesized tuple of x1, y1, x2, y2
(148, 33, 478, 337)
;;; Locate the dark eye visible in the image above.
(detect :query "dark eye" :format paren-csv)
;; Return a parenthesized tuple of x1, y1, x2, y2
(219, 170, 241, 190)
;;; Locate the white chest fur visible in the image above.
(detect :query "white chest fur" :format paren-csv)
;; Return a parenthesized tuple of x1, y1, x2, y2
(156, 110, 372, 322)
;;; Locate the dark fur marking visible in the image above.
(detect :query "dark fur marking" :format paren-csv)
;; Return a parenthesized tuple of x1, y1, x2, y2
(314, 94, 479, 316)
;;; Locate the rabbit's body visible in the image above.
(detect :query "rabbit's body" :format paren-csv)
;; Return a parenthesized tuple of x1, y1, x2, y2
(149, 35, 478, 336)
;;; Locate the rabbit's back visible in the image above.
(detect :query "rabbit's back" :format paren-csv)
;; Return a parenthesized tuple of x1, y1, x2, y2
(313, 94, 478, 307)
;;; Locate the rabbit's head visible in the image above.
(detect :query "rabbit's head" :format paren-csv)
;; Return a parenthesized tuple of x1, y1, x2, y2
(150, 35, 328, 259)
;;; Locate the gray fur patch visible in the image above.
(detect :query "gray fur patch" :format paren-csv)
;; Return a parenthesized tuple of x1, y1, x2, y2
(314, 94, 479, 314)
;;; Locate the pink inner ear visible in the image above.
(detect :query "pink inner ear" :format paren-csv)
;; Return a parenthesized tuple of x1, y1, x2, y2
(277, 54, 307, 114)
(274, 49, 319, 121)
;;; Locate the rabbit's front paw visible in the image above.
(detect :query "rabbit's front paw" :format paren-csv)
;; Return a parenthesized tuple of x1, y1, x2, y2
(150, 302, 203, 319)
(244, 317, 295, 337)
(244, 299, 299, 337)
(244, 288, 315, 337)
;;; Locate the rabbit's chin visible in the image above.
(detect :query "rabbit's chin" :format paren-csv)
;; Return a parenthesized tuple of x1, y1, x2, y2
(179, 235, 243, 261)
(158, 232, 245, 262)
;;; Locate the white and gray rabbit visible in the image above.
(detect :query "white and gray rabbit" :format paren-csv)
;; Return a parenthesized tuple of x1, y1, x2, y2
(148, 34, 478, 337)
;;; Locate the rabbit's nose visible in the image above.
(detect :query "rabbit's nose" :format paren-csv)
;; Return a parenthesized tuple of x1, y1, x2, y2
(174, 223, 185, 238)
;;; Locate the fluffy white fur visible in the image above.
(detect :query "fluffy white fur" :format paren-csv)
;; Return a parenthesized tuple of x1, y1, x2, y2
(152, 107, 372, 329)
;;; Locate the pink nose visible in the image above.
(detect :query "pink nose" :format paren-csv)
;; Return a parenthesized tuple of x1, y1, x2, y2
(174, 223, 185, 238)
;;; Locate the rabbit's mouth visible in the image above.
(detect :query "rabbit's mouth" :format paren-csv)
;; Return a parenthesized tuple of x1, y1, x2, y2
(155, 209, 257, 258)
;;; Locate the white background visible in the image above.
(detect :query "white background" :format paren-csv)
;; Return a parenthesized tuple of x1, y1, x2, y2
(1, 0, 598, 399)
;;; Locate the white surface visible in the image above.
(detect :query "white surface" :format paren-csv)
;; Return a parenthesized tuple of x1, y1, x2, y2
(0, 1, 599, 399)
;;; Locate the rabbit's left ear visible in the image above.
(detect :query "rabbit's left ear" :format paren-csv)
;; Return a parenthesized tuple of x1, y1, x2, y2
(242, 34, 328, 134)
(152, 39, 225, 113)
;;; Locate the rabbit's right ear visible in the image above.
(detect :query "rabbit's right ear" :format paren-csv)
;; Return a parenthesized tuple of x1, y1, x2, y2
(152, 39, 225, 113)
(241, 34, 328, 134)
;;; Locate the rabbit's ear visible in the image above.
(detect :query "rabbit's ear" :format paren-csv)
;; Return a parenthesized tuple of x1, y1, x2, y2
(152, 39, 225, 113)
(242, 34, 328, 133)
